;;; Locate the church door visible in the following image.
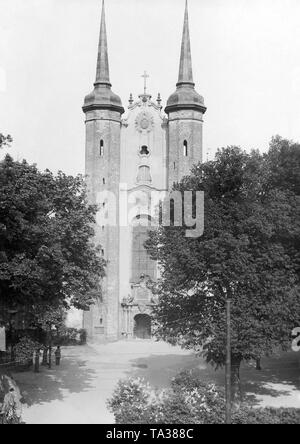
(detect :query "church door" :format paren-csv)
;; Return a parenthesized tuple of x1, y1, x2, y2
(134, 314, 151, 339)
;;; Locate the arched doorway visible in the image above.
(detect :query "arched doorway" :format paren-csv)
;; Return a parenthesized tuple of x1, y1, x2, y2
(134, 314, 151, 339)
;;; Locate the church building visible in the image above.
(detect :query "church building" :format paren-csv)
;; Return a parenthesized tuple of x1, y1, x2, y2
(82, 0, 206, 342)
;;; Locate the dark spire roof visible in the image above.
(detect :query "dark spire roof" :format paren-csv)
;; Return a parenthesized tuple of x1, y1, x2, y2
(177, 0, 194, 87)
(165, 0, 206, 114)
(83, 0, 124, 114)
(95, 0, 110, 86)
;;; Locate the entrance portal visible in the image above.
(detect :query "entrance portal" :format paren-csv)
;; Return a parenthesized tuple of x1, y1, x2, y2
(134, 314, 151, 339)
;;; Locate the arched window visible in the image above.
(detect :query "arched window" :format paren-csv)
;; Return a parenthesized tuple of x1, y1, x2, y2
(137, 165, 152, 183)
(131, 215, 156, 283)
(103, 178, 106, 185)
(183, 140, 188, 157)
(100, 140, 104, 157)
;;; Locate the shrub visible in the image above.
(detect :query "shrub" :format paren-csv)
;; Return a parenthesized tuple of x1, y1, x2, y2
(232, 407, 300, 424)
(107, 377, 158, 424)
(108, 370, 300, 425)
(54, 327, 87, 346)
(14, 337, 42, 365)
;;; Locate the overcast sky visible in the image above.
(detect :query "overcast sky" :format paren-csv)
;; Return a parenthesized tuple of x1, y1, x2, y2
(0, 0, 300, 175)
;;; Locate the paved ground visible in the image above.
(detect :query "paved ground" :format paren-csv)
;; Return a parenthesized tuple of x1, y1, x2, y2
(11, 340, 300, 424)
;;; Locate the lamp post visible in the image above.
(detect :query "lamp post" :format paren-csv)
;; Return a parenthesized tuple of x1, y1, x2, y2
(48, 323, 57, 369)
(7, 309, 18, 361)
(225, 299, 232, 424)
(206, 292, 232, 424)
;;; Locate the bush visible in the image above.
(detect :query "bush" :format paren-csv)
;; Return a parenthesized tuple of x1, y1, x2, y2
(14, 337, 42, 365)
(108, 370, 300, 425)
(54, 328, 87, 346)
(232, 407, 300, 425)
(107, 377, 159, 424)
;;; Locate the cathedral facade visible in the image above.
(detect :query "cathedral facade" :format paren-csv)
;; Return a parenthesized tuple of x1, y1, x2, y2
(82, 0, 206, 342)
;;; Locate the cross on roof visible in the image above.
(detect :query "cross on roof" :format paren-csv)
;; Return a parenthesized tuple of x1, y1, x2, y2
(141, 70, 149, 94)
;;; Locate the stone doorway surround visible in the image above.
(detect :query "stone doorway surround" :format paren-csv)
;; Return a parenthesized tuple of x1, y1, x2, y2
(121, 275, 157, 339)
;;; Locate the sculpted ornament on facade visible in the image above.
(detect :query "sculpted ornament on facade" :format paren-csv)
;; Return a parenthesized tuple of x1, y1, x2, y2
(122, 294, 135, 306)
(135, 111, 154, 133)
(138, 303, 149, 314)
(121, 118, 129, 128)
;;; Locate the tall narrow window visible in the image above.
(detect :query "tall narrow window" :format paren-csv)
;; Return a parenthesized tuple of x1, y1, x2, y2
(183, 140, 188, 157)
(131, 215, 156, 283)
(137, 165, 152, 184)
(100, 140, 104, 157)
(103, 178, 106, 185)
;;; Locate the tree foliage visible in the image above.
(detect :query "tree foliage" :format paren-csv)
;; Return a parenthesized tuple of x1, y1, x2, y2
(0, 155, 105, 316)
(0, 134, 12, 149)
(14, 336, 41, 364)
(146, 137, 300, 394)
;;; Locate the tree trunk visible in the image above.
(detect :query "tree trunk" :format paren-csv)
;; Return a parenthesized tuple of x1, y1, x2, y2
(41, 348, 48, 366)
(34, 349, 40, 373)
(231, 356, 242, 407)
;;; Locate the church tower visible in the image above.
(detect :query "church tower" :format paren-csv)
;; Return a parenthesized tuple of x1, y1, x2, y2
(82, 0, 206, 342)
(83, 0, 124, 341)
(165, 0, 206, 188)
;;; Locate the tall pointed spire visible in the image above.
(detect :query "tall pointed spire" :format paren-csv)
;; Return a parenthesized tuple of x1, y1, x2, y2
(83, 0, 124, 114)
(95, 0, 111, 86)
(177, 0, 194, 87)
(165, 0, 206, 115)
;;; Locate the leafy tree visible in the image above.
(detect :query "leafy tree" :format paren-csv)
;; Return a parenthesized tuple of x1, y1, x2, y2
(146, 140, 300, 402)
(266, 136, 300, 274)
(0, 134, 12, 149)
(0, 155, 105, 320)
(30, 305, 66, 332)
(267, 135, 300, 194)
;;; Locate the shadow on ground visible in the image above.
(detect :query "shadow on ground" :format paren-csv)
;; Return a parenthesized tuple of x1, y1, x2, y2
(12, 346, 98, 407)
(9, 343, 300, 415)
(129, 350, 300, 407)
(242, 352, 300, 405)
